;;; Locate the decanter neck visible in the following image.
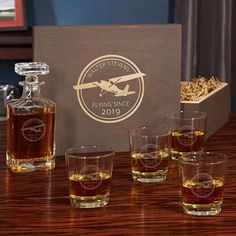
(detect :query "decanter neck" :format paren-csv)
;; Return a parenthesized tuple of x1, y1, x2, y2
(25, 75, 39, 84)
(20, 75, 44, 99)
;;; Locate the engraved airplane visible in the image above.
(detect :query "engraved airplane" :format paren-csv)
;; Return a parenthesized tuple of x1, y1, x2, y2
(21, 124, 45, 133)
(73, 72, 146, 97)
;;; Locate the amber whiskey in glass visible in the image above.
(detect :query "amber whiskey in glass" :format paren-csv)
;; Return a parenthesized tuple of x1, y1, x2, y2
(6, 62, 56, 173)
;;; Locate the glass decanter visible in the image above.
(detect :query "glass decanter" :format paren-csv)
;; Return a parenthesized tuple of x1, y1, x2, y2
(6, 62, 56, 173)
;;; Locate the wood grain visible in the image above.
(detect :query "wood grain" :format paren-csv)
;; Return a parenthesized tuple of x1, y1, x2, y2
(0, 116, 236, 235)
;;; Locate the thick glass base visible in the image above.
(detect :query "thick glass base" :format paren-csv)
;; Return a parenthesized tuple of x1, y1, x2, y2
(6, 153, 55, 173)
(69, 194, 109, 208)
(182, 202, 222, 216)
(132, 170, 167, 183)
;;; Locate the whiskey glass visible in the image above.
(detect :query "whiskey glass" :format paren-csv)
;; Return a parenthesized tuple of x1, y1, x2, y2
(6, 62, 56, 172)
(129, 126, 171, 183)
(167, 110, 207, 160)
(65, 146, 115, 208)
(179, 152, 227, 216)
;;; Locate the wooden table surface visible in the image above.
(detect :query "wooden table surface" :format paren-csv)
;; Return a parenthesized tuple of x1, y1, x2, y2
(0, 115, 236, 236)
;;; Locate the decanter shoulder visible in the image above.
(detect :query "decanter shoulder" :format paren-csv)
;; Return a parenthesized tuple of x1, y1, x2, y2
(7, 97, 55, 114)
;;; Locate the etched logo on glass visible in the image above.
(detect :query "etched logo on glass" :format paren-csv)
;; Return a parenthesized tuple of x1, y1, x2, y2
(79, 165, 102, 190)
(177, 125, 198, 147)
(191, 173, 215, 198)
(139, 144, 162, 168)
(21, 118, 46, 142)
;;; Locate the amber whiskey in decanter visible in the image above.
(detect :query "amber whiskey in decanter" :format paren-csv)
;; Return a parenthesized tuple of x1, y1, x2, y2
(6, 62, 56, 173)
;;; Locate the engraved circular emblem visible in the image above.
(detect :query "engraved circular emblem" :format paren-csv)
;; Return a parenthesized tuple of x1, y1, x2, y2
(139, 144, 162, 168)
(191, 173, 215, 198)
(177, 125, 197, 147)
(21, 118, 46, 142)
(79, 165, 102, 190)
(73, 55, 145, 123)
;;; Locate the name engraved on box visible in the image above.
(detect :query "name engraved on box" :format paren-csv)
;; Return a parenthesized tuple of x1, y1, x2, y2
(73, 55, 146, 123)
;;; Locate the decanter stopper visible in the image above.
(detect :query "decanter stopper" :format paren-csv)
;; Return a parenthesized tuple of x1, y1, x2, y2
(15, 62, 49, 76)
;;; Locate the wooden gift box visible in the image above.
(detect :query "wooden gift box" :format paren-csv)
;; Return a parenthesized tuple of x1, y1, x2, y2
(33, 24, 181, 155)
(181, 83, 230, 138)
